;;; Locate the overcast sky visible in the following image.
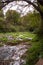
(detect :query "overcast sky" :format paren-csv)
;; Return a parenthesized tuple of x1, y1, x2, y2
(3, 1, 34, 16)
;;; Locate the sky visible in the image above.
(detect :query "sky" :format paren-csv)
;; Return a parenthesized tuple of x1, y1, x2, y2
(3, 1, 34, 16)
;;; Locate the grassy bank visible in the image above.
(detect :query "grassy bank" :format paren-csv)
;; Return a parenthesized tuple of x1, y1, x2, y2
(24, 36, 43, 65)
(0, 32, 35, 46)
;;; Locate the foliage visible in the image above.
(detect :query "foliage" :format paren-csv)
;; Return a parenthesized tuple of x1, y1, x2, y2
(0, 10, 4, 17)
(0, 10, 41, 32)
(21, 12, 41, 32)
(0, 10, 21, 32)
(6, 10, 20, 25)
(25, 37, 43, 65)
(0, 10, 6, 32)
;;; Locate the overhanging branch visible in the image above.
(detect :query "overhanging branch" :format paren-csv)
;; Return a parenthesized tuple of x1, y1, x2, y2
(0, 0, 43, 14)
(23, 0, 43, 14)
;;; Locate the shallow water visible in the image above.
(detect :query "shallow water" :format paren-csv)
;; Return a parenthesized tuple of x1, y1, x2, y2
(0, 44, 29, 65)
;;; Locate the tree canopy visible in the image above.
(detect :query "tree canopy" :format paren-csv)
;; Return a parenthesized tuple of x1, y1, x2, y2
(0, 0, 43, 34)
(0, 0, 43, 14)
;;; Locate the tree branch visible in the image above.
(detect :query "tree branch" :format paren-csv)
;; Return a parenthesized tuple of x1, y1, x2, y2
(0, 0, 43, 14)
(23, 0, 43, 14)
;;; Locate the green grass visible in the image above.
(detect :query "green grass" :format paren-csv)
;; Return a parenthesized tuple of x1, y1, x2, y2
(24, 37, 43, 65)
(0, 32, 35, 46)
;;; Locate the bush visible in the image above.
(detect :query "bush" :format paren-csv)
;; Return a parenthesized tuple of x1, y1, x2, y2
(25, 41, 41, 65)
(21, 12, 41, 32)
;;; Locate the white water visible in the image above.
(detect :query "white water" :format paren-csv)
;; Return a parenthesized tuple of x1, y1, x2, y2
(0, 44, 29, 65)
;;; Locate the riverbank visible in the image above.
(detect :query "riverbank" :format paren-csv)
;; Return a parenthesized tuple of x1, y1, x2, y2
(0, 32, 35, 46)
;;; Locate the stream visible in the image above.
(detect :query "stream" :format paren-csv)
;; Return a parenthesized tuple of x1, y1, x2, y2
(0, 42, 30, 65)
